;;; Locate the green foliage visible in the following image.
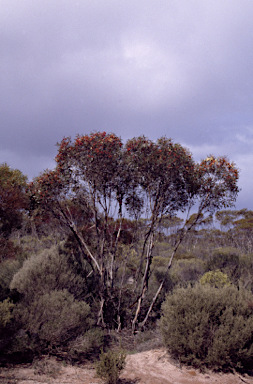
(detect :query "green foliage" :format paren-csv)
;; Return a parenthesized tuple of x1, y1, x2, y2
(0, 163, 28, 238)
(10, 246, 86, 301)
(27, 133, 240, 330)
(0, 259, 22, 301)
(0, 298, 18, 356)
(0, 238, 23, 263)
(215, 209, 241, 230)
(158, 215, 184, 236)
(170, 258, 204, 286)
(152, 241, 173, 259)
(0, 298, 14, 328)
(238, 253, 253, 290)
(134, 328, 163, 352)
(12, 289, 92, 353)
(125, 136, 196, 217)
(96, 349, 126, 384)
(152, 255, 170, 268)
(200, 270, 230, 288)
(19, 234, 62, 257)
(0, 134, 242, 333)
(196, 156, 239, 212)
(32, 355, 61, 378)
(160, 284, 253, 371)
(68, 328, 104, 361)
(233, 209, 253, 230)
(206, 247, 240, 284)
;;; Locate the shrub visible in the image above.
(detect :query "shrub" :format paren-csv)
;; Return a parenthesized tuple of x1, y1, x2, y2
(170, 258, 204, 285)
(12, 289, 92, 353)
(0, 298, 17, 355)
(10, 246, 85, 301)
(200, 270, 230, 288)
(32, 355, 61, 378)
(237, 253, 253, 291)
(96, 349, 126, 384)
(0, 259, 22, 301)
(68, 328, 104, 361)
(0, 298, 14, 328)
(0, 239, 23, 262)
(134, 328, 163, 352)
(160, 284, 253, 371)
(206, 247, 240, 284)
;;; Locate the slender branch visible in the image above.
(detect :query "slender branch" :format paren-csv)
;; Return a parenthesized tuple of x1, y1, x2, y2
(133, 214, 157, 291)
(139, 199, 207, 328)
(57, 201, 102, 275)
(109, 213, 123, 286)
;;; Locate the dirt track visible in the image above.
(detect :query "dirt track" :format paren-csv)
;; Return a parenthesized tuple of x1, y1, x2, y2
(0, 348, 252, 384)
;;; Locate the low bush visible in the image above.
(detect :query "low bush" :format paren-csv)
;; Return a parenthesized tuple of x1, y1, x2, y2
(205, 247, 241, 284)
(170, 258, 204, 286)
(68, 327, 104, 361)
(200, 270, 230, 288)
(0, 298, 17, 355)
(32, 355, 61, 378)
(134, 328, 163, 352)
(0, 259, 22, 301)
(96, 349, 126, 384)
(10, 246, 86, 301)
(11, 289, 92, 354)
(160, 283, 253, 371)
(0, 298, 14, 328)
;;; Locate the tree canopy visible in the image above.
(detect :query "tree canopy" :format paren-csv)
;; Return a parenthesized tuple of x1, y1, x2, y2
(0, 163, 28, 238)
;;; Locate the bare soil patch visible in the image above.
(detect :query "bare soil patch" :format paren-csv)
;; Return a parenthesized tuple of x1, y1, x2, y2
(0, 349, 252, 384)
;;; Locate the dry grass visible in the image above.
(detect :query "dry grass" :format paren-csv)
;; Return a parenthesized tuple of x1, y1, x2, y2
(1, 349, 253, 384)
(32, 355, 62, 378)
(108, 327, 163, 354)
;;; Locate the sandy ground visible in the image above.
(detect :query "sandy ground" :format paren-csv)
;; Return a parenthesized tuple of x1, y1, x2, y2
(0, 348, 253, 384)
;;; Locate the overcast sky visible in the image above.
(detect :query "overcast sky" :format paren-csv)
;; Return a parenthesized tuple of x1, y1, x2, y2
(1, 0, 253, 209)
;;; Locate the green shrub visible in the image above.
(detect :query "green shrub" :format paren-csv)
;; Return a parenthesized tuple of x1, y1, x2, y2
(0, 259, 22, 301)
(12, 290, 92, 353)
(160, 284, 253, 371)
(170, 258, 204, 285)
(206, 247, 240, 284)
(96, 349, 126, 384)
(0, 298, 16, 354)
(134, 328, 163, 352)
(68, 328, 104, 361)
(0, 298, 14, 327)
(10, 246, 85, 301)
(237, 253, 253, 291)
(200, 270, 230, 288)
(32, 355, 61, 378)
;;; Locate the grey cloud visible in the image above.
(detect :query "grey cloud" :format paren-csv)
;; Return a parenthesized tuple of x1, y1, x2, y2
(1, 0, 253, 207)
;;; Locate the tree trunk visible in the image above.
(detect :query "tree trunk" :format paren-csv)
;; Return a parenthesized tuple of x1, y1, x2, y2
(97, 296, 106, 327)
(132, 233, 154, 333)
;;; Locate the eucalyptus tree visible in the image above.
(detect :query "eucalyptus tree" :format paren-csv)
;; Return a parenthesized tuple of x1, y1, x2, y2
(28, 134, 239, 330)
(124, 136, 197, 330)
(0, 163, 28, 262)
(29, 132, 128, 326)
(140, 155, 239, 328)
(0, 163, 28, 238)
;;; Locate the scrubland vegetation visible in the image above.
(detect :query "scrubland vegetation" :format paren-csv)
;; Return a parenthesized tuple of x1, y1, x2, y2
(1, 132, 253, 376)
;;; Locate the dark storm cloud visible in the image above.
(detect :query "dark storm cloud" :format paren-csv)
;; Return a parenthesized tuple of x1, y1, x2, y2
(1, 0, 253, 208)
